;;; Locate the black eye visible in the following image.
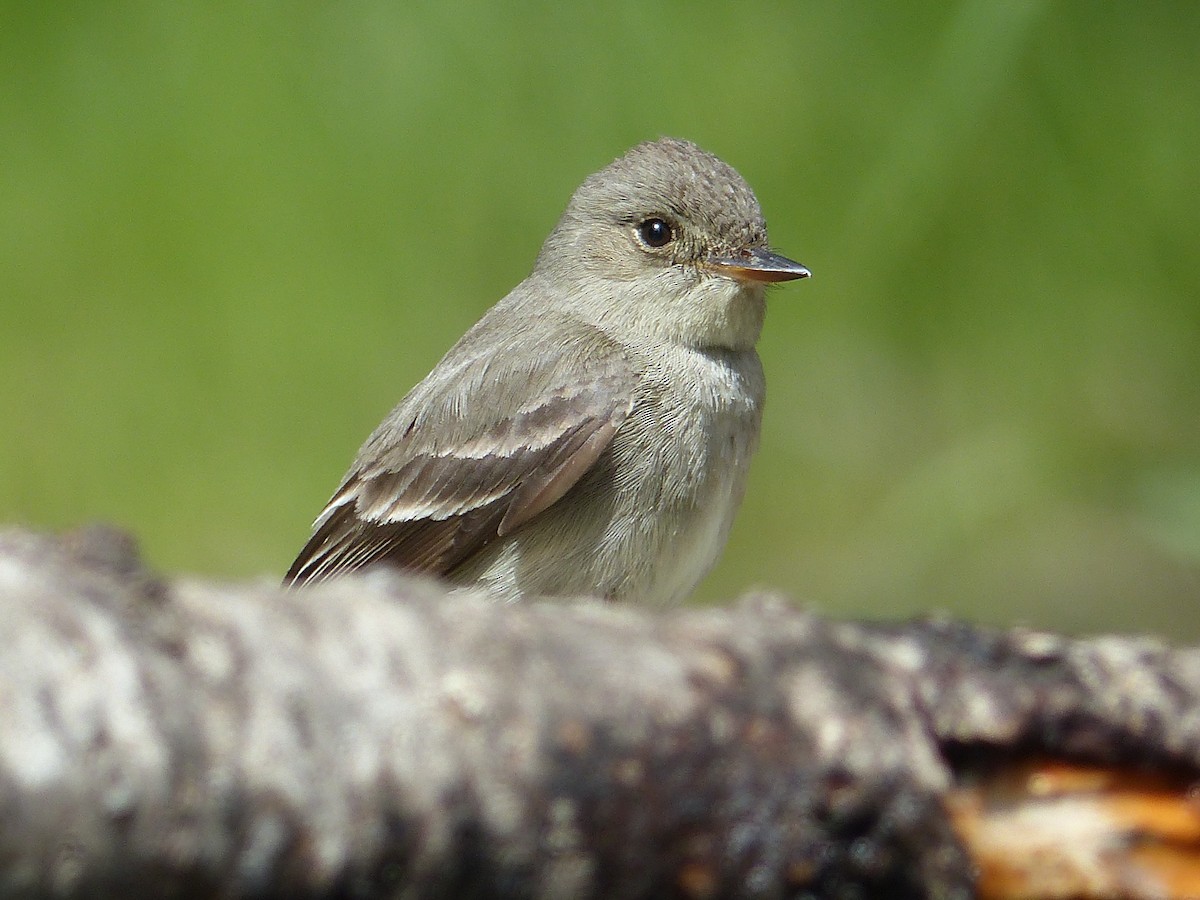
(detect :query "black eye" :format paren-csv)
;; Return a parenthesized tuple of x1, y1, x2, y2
(636, 218, 673, 248)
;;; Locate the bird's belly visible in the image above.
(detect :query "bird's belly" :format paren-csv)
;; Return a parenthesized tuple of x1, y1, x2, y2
(644, 472, 742, 606)
(457, 421, 752, 605)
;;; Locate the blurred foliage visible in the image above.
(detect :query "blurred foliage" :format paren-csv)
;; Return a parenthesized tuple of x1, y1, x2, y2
(2, 2, 1197, 637)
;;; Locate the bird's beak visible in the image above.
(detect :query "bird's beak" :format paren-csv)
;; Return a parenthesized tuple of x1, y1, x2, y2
(707, 248, 811, 284)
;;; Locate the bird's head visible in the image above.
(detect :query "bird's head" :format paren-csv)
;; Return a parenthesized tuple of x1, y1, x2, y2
(535, 137, 809, 352)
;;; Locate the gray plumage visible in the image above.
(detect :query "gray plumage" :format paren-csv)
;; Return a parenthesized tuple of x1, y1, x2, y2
(286, 138, 808, 604)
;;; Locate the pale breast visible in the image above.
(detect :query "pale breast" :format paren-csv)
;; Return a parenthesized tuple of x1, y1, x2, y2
(456, 345, 764, 605)
(630, 345, 764, 605)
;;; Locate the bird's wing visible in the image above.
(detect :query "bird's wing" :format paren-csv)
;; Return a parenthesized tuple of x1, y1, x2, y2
(285, 329, 636, 586)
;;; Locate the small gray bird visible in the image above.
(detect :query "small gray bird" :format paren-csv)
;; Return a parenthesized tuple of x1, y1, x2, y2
(286, 138, 808, 603)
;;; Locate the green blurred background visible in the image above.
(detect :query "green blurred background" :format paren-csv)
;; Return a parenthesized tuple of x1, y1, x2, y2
(2, 3, 1197, 637)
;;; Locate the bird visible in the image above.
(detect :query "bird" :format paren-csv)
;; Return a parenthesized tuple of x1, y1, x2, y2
(285, 137, 809, 603)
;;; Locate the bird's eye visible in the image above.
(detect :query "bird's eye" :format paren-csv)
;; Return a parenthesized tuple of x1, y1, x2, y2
(636, 218, 674, 249)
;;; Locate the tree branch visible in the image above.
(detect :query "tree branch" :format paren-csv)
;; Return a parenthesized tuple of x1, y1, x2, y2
(0, 525, 1196, 898)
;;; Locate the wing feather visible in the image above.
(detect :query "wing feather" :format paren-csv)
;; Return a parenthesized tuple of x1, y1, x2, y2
(285, 332, 635, 586)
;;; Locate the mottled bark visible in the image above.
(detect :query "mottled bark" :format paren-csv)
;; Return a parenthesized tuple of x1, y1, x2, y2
(0, 526, 1196, 899)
